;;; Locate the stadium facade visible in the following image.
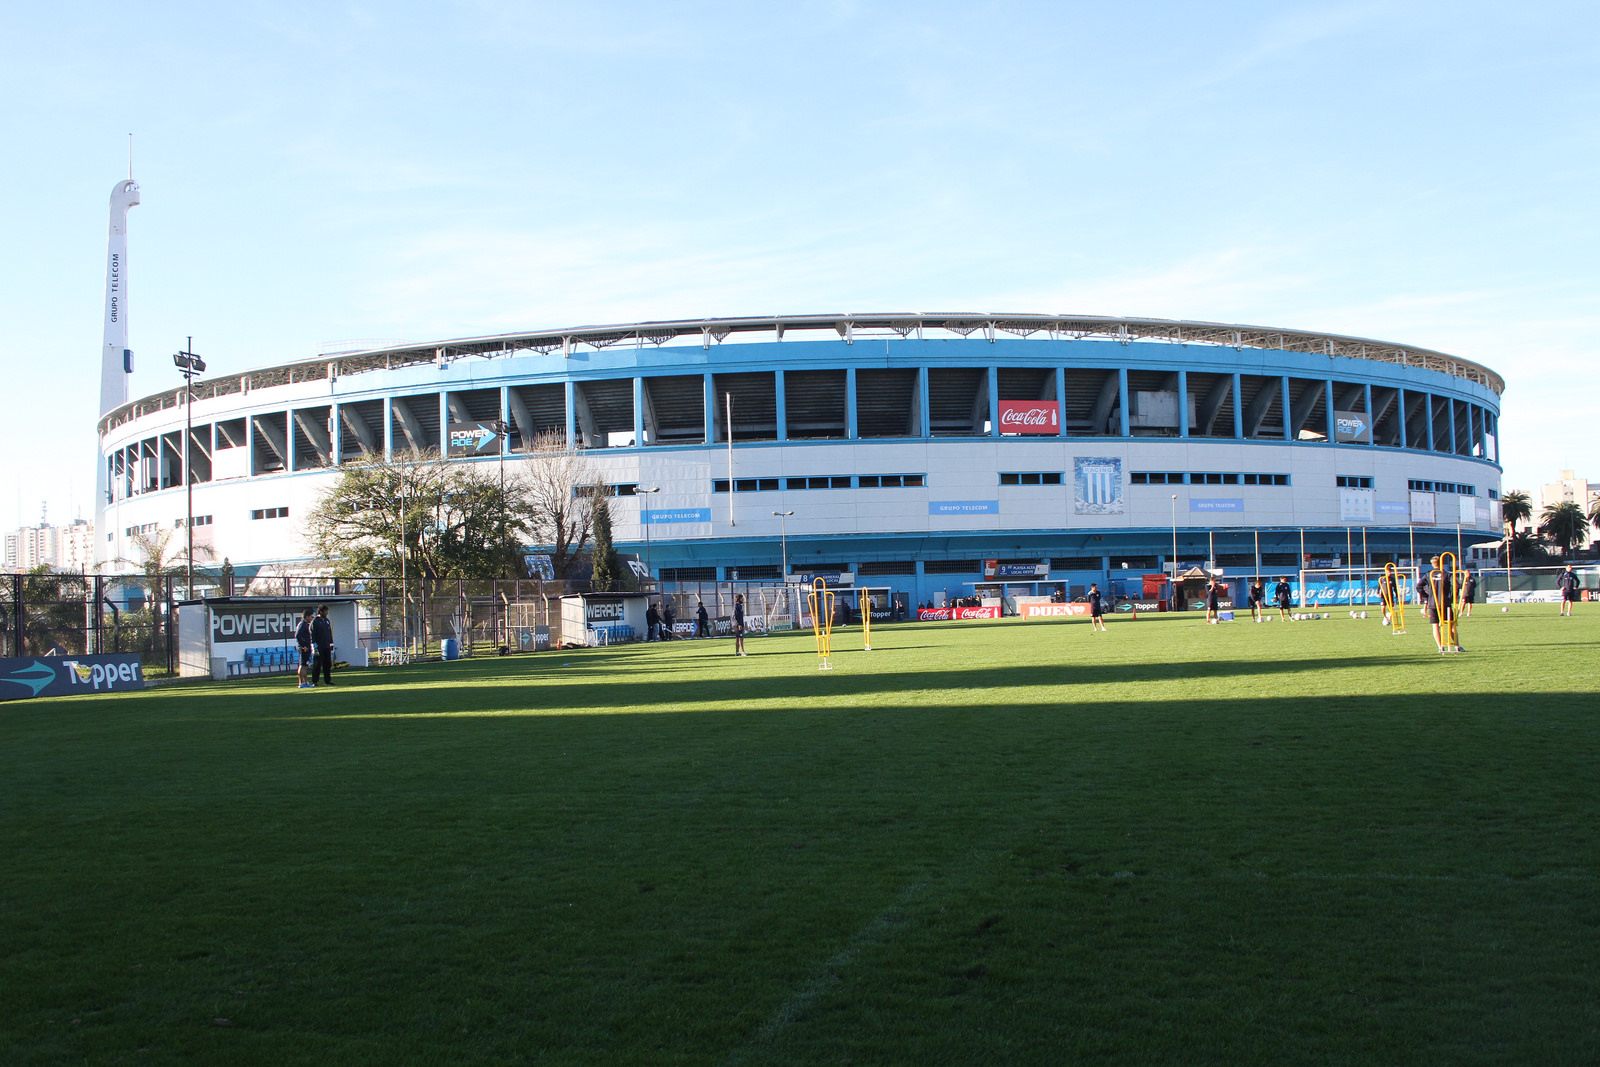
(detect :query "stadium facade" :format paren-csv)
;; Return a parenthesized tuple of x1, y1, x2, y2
(96, 313, 1504, 605)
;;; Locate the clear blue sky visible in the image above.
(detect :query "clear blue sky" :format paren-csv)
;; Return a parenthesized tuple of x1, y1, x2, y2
(2, 1, 1595, 534)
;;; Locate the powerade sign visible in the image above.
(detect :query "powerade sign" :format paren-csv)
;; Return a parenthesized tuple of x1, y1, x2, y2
(0, 655, 146, 702)
(211, 607, 301, 644)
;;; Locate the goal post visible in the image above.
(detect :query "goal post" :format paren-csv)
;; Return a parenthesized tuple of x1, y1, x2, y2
(1296, 566, 1419, 609)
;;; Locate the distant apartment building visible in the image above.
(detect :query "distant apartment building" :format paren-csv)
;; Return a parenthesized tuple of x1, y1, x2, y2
(3, 517, 96, 572)
(1538, 468, 1600, 515)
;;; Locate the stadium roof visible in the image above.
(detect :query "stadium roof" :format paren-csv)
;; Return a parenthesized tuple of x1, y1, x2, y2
(102, 312, 1504, 434)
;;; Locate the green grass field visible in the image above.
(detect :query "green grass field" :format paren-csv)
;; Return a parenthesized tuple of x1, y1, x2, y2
(3, 606, 1597, 1065)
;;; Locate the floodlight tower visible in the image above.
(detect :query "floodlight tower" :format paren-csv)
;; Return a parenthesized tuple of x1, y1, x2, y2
(100, 178, 141, 415)
(96, 172, 141, 572)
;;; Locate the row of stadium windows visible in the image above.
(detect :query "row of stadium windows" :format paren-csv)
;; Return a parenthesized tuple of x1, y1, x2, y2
(1131, 472, 1290, 486)
(103, 368, 1498, 500)
(656, 553, 1314, 584)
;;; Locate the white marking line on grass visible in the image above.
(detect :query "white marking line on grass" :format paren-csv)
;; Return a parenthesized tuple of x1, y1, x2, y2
(723, 879, 929, 1065)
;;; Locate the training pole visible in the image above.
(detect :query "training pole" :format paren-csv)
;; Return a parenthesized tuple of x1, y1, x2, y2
(807, 577, 834, 670)
(859, 587, 873, 651)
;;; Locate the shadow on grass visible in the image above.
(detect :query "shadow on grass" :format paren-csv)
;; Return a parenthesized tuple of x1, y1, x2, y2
(254, 652, 1446, 723)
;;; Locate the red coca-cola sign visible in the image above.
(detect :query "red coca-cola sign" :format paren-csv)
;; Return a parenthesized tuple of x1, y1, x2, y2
(997, 400, 1059, 434)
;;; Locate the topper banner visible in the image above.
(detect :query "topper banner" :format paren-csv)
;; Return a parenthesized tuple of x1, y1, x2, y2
(0, 654, 146, 702)
(997, 400, 1059, 435)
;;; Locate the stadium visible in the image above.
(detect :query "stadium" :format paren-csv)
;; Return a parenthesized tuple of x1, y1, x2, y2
(96, 312, 1505, 608)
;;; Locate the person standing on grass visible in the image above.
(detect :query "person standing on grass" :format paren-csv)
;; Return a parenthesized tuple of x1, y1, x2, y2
(662, 600, 676, 639)
(1378, 568, 1396, 627)
(1087, 583, 1108, 633)
(1558, 565, 1579, 616)
(696, 599, 711, 638)
(1248, 577, 1265, 622)
(295, 608, 315, 688)
(1420, 556, 1463, 653)
(646, 601, 660, 642)
(312, 605, 336, 685)
(733, 594, 747, 656)
(1205, 578, 1222, 624)
(1274, 576, 1293, 621)
(1460, 569, 1477, 618)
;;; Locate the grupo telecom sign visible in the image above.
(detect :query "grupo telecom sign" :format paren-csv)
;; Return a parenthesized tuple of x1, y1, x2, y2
(0, 654, 147, 702)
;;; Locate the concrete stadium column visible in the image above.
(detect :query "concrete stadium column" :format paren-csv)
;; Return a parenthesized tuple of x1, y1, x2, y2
(500, 387, 511, 454)
(918, 367, 931, 440)
(987, 366, 1000, 438)
(1117, 369, 1130, 437)
(286, 408, 296, 472)
(1280, 378, 1292, 440)
(846, 368, 858, 439)
(1177, 370, 1190, 437)
(383, 396, 393, 461)
(566, 381, 578, 451)
(330, 406, 342, 466)
(633, 377, 644, 448)
(1232, 373, 1244, 438)
(1447, 397, 1458, 455)
(438, 393, 450, 455)
(1397, 388, 1408, 450)
(1363, 384, 1374, 448)
(1425, 394, 1435, 452)
(774, 370, 788, 442)
(702, 373, 715, 444)
(1323, 379, 1335, 446)
(1055, 369, 1067, 438)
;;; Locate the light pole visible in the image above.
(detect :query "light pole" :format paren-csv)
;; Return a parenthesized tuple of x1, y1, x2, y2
(639, 486, 660, 583)
(172, 338, 206, 601)
(773, 510, 794, 581)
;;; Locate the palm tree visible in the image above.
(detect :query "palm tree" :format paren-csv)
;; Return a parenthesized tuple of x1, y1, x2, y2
(1500, 490, 1532, 535)
(1539, 501, 1590, 559)
(116, 528, 215, 605)
(1589, 496, 1600, 534)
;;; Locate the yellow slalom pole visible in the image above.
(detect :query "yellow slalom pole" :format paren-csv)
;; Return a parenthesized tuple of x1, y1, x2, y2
(807, 577, 834, 670)
(860, 588, 873, 651)
(1381, 561, 1406, 634)
(1439, 550, 1462, 652)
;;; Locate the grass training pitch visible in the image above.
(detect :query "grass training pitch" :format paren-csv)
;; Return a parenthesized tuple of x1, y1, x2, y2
(3, 606, 1598, 1064)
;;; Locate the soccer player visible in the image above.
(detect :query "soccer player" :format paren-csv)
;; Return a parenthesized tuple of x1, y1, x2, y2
(294, 608, 314, 688)
(1558, 565, 1579, 616)
(1087, 583, 1108, 633)
(1377, 568, 1396, 627)
(1421, 556, 1463, 653)
(733, 594, 747, 656)
(1460, 569, 1477, 618)
(1205, 579, 1222, 624)
(1274, 576, 1293, 621)
(1247, 577, 1265, 622)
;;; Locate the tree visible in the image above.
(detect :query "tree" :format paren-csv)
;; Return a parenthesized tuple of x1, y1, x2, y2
(1501, 490, 1532, 536)
(306, 452, 527, 578)
(589, 492, 619, 592)
(1540, 501, 1590, 559)
(1507, 530, 1550, 564)
(1589, 496, 1600, 534)
(521, 432, 599, 579)
(117, 527, 215, 603)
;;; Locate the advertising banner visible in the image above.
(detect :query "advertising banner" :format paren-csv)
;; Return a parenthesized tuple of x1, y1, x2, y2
(997, 400, 1060, 435)
(1189, 498, 1244, 514)
(1073, 457, 1123, 515)
(0, 654, 146, 702)
(1409, 491, 1437, 525)
(210, 604, 304, 644)
(1019, 603, 1091, 618)
(447, 421, 504, 457)
(930, 500, 999, 516)
(644, 508, 712, 525)
(1333, 410, 1372, 444)
(983, 560, 1048, 579)
(916, 606, 1002, 621)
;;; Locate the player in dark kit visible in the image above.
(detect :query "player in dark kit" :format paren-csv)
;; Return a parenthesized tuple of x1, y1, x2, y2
(1419, 556, 1463, 653)
(1247, 577, 1265, 622)
(732, 594, 747, 656)
(1274, 577, 1293, 621)
(1087, 583, 1108, 633)
(1205, 579, 1222, 624)
(1558, 565, 1579, 616)
(1459, 569, 1477, 617)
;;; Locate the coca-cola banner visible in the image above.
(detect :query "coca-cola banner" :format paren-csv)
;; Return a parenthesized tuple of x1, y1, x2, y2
(915, 606, 1003, 622)
(998, 400, 1060, 435)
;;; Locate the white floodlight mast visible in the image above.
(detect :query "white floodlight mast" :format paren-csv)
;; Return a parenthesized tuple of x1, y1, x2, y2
(100, 178, 141, 415)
